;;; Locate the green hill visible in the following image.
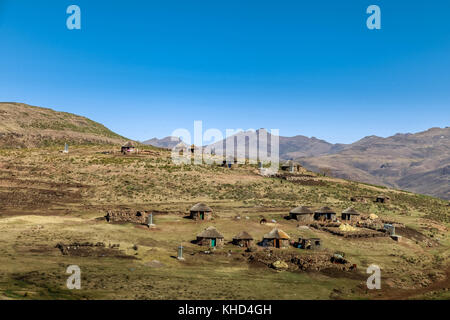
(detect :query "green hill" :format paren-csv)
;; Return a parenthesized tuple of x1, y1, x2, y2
(0, 102, 128, 148)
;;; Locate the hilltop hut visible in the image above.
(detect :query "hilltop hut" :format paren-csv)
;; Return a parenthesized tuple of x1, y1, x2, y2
(341, 207, 361, 223)
(281, 160, 301, 173)
(289, 206, 314, 222)
(376, 195, 390, 203)
(189, 203, 213, 221)
(298, 237, 321, 250)
(262, 228, 290, 248)
(232, 231, 254, 248)
(121, 141, 136, 154)
(196, 226, 224, 247)
(314, 206, 337, 222)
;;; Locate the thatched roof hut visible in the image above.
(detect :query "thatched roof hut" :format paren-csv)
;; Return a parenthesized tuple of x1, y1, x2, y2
(289, 206, 314, 222)
(314, 206, 337, 221)
(122, 141, 135, 148)
(341, 207, 361, 222)
(263, 228, 290, 240)
(262, 228, 290, 248)
(190, 203, 212, 212)
(197, 226, 224, 239)
(121, 141, 136, 153)
(281, 160, 301, 172)
(196, 226, 224, 247)
(376, 195, 390, 203)
(232, 231, 254, 247)
(233, 231, 253, 240)
(190, 203, 213, 221)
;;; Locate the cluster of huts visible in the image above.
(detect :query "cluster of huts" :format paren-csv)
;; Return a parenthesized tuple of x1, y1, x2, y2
(351, 195, 391, 204)
(189, 203, 367, 250)
(194, 226, 320, 250)
(289, 206, 361, 224)
(189, 203, 362, 224)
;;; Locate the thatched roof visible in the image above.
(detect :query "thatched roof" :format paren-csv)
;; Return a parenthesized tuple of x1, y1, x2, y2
(197, 226, 224, 239)
(263, 228, 290, 240)
(290, 206, 313, 215)
(233, 231, 253, 240)
(342, 207, 360, 215)
(315, 206, 336, 214)
(190, 203, 212, 212)
(122, 141, 135, 148)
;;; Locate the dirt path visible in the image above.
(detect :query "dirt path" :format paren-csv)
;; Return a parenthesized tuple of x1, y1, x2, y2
(370, 266, 450, 300)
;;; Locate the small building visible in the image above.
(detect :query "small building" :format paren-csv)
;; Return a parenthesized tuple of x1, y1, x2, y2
(341, 207, 361, 223)
(298, 237, 321, 250)
(232, 231, 254, 248)
(196, 226, 224, 247)
(281, 160, 301, 173)
(262, 228, 290, 248)
(350, 196, 368, 203)
(376, 195, 390, 203)
(314, 206, 337, 221)
(121, 141, 136, 154)
(289, 206, 314, 222)
(189, 203, 213, 221)
(384, 224, 395, 236)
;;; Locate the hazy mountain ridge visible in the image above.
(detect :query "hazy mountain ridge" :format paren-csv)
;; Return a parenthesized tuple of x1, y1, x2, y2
(142, 136, 185, 149)
(298, 127, 450, 200)
(146, 127, 450, 199)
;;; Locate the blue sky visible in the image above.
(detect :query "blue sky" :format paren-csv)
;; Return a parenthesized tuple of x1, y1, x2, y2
(0, 0, 449, 143)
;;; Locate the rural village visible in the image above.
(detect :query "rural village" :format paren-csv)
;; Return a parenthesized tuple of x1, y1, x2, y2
(0, 104, 448, 300)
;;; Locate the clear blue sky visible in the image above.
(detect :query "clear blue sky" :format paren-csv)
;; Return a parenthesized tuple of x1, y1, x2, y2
(0, 0, 449, 143)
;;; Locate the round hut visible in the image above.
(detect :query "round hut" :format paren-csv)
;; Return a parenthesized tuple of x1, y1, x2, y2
(376, 195, 390, 203)
(281, 160, 303, 173)
(289, 206, 314, 222)
(314, 206, 337, 221)
(232, 231, 254, 248)
(341, 207, 361, 223)
(121, 141, 136, 154)
(196, 226, 224, 247)
(262, 228, 290, 248)
(190, 203, 213, 221)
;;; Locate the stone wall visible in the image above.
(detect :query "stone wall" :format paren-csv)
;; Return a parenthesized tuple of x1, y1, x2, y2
(105, 210, 149, 224)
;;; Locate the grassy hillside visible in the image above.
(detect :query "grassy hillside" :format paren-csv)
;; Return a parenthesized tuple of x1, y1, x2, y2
(0, 102, 128, 147)
(0, 145, 448, 300)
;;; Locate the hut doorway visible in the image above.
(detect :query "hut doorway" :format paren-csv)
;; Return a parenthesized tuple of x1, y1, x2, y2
(211, 239, 216, 247)
(274, 239, 281, 248)
(200, 212, 204, 220)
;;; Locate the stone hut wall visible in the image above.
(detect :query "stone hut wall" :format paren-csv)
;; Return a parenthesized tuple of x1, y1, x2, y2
(105, 211, 149, 224)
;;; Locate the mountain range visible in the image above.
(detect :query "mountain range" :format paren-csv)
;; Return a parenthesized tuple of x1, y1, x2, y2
(146, 127, 450, 200)
(1, 102, 448, 200)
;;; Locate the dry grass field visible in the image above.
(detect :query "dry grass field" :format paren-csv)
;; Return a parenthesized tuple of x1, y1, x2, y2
(0, 145, 449, 300)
